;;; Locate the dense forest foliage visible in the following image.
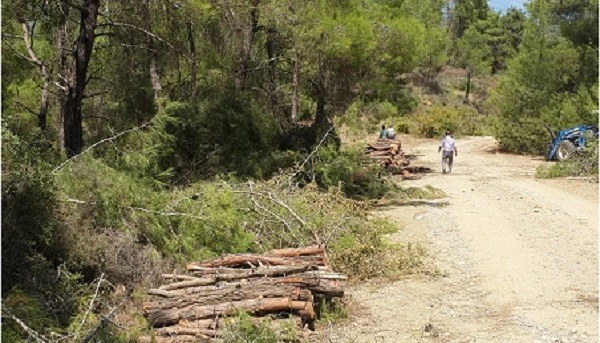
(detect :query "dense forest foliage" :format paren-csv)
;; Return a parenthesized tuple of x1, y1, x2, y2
(2, 0, 598, 341)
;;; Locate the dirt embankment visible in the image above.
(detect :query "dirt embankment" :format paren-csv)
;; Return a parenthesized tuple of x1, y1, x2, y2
(326, 135, 598, 343)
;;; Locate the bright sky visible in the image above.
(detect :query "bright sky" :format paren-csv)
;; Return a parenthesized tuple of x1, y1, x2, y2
(488, 0, 528, 13)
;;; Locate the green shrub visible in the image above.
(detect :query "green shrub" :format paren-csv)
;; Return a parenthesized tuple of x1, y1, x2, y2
(1, 125, 64, 294)
(339, 99, 405, 133)
(491, 84, 598, 154)
(221, 312, 298, 343)
(396, 185, 447, 200)
(328, 217, 403, 280)
(393, 105, 487, 138)
(311, 145, 390, 199)
(2, 289, 56, 341)
(55, 159, 257, 263)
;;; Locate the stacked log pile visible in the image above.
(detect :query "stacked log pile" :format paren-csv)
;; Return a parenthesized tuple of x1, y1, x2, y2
(366, 139, 409, 168)
(139, 246, 346, 343)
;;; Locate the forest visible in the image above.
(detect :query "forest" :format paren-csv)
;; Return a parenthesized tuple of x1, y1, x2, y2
(2, 0, 598, 341)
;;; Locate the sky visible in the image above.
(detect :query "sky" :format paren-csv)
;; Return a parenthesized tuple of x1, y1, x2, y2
(488, 0, 528, 13)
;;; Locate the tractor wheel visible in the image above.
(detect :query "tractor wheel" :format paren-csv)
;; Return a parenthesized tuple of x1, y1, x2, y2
(556, 140, 576, 161)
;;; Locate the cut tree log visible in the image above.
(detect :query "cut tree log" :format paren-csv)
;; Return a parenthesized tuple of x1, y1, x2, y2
(369, 156, 393, 162)
(148, 270, 344, 299)
(177, 318, 220, 329)
(187, 265, 313, 280)
(146, 297, 314, 327)
(278, 275, 345, 297)
(158, 278, 216, 291)
(154, 327, 220, 337)
(368, 150, 391, 157)
(141, 246, 345, 341)
(162, 274, 206, 281)
(367, 144, 391, 151)
(144, 285, 312, 312)
(138, 335, 217, 343)
(269, 246, 325, 257)
(189, 255, 303, 268)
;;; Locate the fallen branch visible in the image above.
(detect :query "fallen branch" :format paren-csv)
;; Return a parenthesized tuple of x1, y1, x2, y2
(1, 307, 48, 343)
(288, 125, 335, 184)
(81, 300, 123, 343)
(247, 183, 298, 240)
(234, 189, 307, 227)
(52, 122, 151, 173)
(62, 198, 205, 221)
(74, 273, 105, 341)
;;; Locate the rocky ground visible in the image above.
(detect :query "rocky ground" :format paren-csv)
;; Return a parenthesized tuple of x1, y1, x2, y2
(323, 135, 598, 343)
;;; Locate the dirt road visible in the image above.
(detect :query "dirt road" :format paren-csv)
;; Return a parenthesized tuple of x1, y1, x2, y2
(328, 136, 598, 343)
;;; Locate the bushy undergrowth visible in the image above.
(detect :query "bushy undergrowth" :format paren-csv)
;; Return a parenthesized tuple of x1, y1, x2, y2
(340, 99, 402, 133)
(338, 86, 491, 140)
(392, 105, 489, 138)
(2, 113, 416, 342)
(1, 144, 407, 337)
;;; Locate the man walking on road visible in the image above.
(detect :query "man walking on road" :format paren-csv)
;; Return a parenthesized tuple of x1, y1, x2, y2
(438, 130, 457, 173)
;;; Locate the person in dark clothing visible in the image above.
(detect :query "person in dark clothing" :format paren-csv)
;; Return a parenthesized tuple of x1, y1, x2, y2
(379, 124, 388, 139)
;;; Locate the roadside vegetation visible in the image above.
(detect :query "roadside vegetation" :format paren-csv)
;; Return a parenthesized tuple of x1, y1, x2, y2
(536, 141, 599, 180)
(2, 0, 597, 341)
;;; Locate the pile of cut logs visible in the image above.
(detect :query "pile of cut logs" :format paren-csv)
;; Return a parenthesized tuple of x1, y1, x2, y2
(139, 246, 346, 343)
(366, 139, 409, 168)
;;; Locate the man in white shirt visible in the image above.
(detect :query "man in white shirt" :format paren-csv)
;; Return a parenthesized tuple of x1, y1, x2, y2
(438, 130, 458, 173)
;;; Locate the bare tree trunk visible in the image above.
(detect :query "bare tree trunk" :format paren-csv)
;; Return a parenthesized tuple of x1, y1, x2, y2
(149, 54, 162, 102)
(21, 22, 49, 130)
(143, 0, 163, 104)
(186, 21, 197, 97)
(235, 0, 259, 90)
(291, 48, 299, 124)
(39, 65, 49, 130)
(265, 26, 284, 133)
(464, 70, 471, 102)
(57, 3, 69, 150)
(62, 0, 101, 157)
(313, 61, 327, 128)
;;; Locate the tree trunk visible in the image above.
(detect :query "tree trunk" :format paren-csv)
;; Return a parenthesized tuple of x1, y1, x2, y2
(143, 0, 163, 104)
(57, 2, 69, 150)
(314, 77, 327, 129)
(465, 70, 471, 102)
(39, 64, 49, 130)
(312, 56, 328, 131)
(186, 21, 197, 97)
(62, 0, 101, 157)
(265, 26, 283, 132)
(291, 48, 299, 123)
(235, 0, 259, 90)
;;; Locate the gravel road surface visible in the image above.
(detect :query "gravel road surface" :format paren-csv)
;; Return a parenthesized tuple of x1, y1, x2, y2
(327, 136, 598, 343)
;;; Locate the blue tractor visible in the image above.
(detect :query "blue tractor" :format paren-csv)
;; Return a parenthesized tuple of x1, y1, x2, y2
(544, 124, 599, 161)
